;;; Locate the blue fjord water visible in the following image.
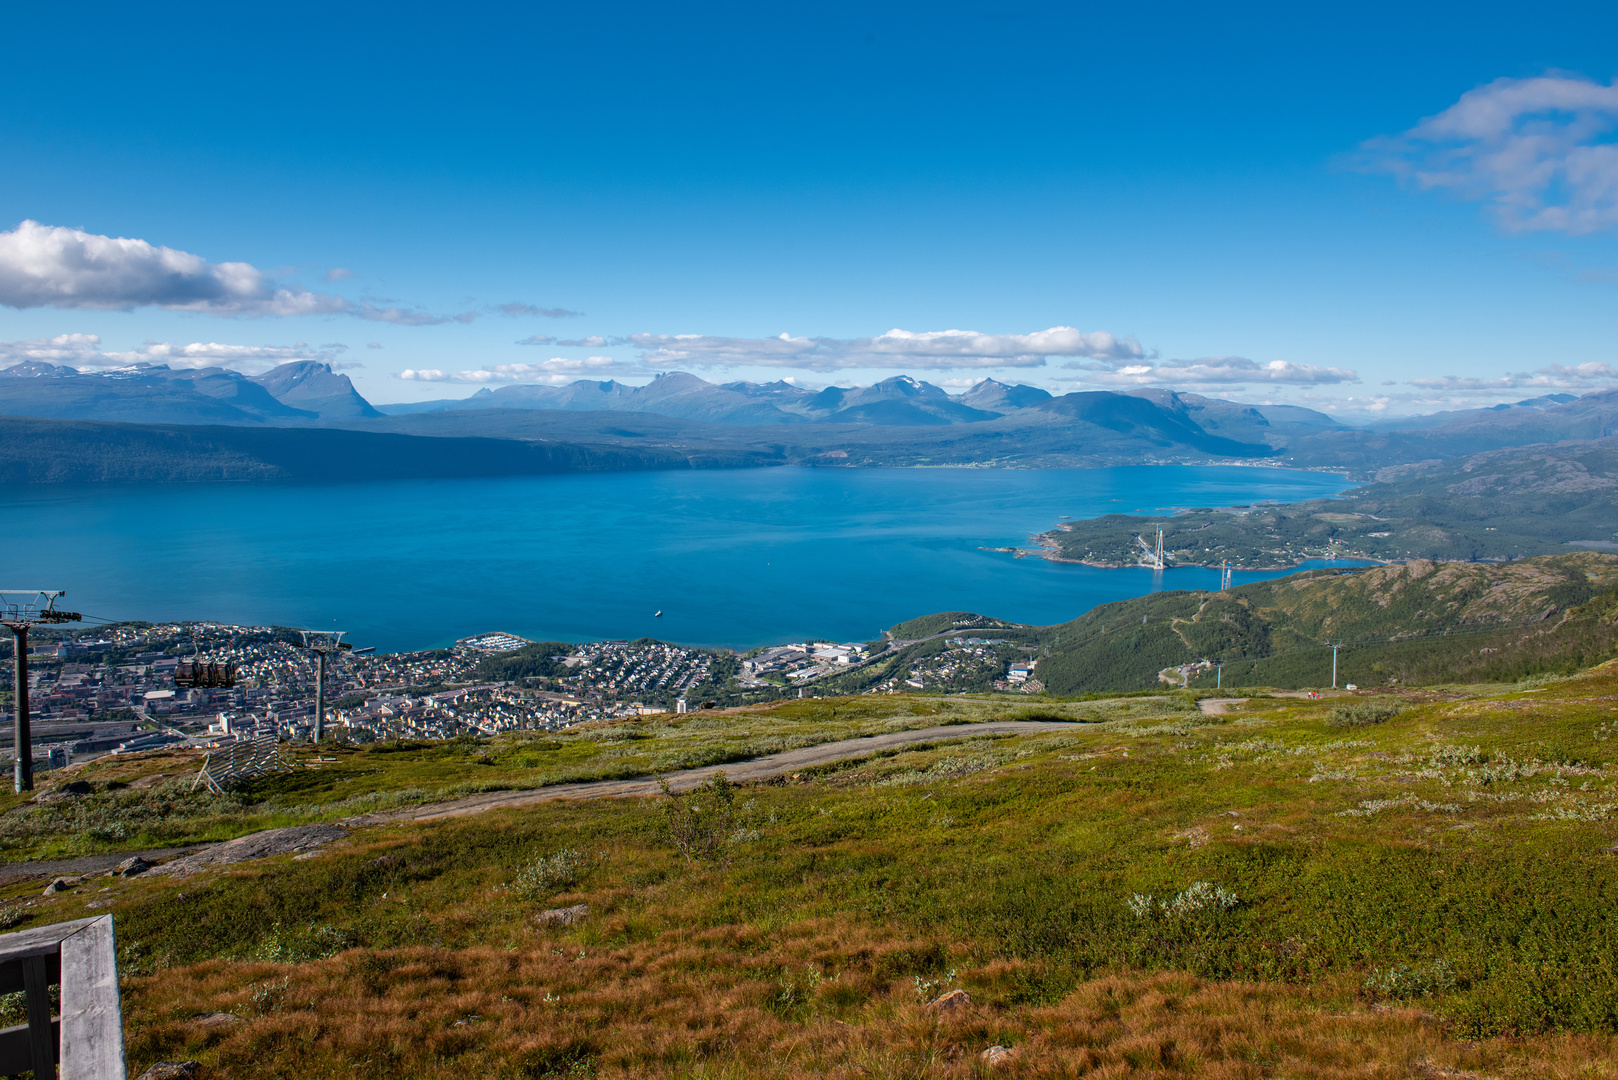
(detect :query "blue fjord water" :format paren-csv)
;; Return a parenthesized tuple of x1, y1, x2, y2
(4, 465, 1360, 652)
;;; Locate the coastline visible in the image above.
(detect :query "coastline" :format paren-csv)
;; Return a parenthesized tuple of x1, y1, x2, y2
(1021, 534, 1390, 573)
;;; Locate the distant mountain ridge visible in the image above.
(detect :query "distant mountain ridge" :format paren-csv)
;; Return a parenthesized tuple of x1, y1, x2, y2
(8, 360, 1618, 475)
(250, 361, 381, 419)
(0, 360, 377, 424)
(383, 373, 1009, 426)
(370, 371, 1346, 448)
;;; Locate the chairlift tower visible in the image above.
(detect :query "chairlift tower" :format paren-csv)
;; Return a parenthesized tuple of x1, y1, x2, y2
(296, 630, 352, 743)
(0, 592, 81, 792)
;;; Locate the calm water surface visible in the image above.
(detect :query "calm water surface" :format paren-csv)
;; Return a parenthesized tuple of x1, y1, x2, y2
(4, 465, 1360, 651)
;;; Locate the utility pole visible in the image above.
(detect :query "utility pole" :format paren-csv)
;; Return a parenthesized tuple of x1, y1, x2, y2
(1216, 661, 1224, 689)
(296, 630, 351, 743)
(1331, 641, 1341, 689)
(0, 592, 81, 792)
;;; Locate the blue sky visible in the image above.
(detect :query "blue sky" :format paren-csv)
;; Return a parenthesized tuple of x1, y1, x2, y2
(3, 0, 1618, 416)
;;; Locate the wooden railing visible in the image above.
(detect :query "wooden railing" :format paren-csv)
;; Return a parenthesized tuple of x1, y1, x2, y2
(0, 915, 125, 1078)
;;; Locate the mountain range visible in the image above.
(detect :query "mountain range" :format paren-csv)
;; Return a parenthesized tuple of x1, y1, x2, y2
(3, 360, 1617, 479)
(374, 371, 1354, 441)
(0, 360, 379, 423)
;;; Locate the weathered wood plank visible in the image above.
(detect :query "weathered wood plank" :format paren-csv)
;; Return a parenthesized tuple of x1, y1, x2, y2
(0, 916, 98, 965)
(60, 914, 125, 1080)
(22, 953, 55, 1078)
(0, 1017, 60, 1075)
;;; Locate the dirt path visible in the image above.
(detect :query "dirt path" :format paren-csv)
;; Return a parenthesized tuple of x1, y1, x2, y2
(358, 720, 1087, 824)
(1197, 698, 1249, 716)
(0, 721, 1092, 879)
(914, 695, 1163, 708)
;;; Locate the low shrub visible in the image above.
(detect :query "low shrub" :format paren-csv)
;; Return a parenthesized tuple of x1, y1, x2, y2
(510, 848, 589, 900)
(1328, 697, 1405, 727)
(661, 772, 760, 861)
(1365, 959, 1457, 999)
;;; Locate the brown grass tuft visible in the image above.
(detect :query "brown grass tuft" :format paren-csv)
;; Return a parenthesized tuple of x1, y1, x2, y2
(122, 922, 1618, 1079)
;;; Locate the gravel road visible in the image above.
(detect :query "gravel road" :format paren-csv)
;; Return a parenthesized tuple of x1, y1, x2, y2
(0, 720, 1092, 878)
(364, 719, 1088, 824)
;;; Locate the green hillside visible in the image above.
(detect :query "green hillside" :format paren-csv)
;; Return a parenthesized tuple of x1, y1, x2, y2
(885, 611, 1021, 639)
(1041, 438, 1618, 568)
(1032, 552, 1618, 693)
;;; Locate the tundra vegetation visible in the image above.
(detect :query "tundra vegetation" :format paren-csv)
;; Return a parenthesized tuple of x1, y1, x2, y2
(6, 663, 1618, 1077)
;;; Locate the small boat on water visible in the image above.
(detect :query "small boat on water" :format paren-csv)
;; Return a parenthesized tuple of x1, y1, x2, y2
(654, 610, 663, 617)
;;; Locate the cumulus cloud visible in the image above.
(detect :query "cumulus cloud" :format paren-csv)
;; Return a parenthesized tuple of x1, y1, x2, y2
(498, 302, 582, 318)
(1065, 355, 1359, 388)
(0, 332, 345, 374)
(0, 220, 350, 316)
(397, 355, 645, 385)
(626, 326, 1149, 372)
(1366, 74, 1618, 233)
(0, 220, 478, 323)
(1407, 362, 1618, 391)
(556, 335, 608, 347)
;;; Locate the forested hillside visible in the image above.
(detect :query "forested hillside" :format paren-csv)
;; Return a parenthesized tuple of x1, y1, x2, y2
(852, 554, 1618, 695)
(1041, 438, 1618, 568)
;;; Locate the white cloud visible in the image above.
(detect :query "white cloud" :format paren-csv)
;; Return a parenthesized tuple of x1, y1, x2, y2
(0, 220, 478, 323)
(1407, 362, 1618, 391)
(0, 332, 344, 373)
(0, 333, 105, 366)
(517, 334, 556, 346)
(0, 220, 350, 316)
(627, 325, 1149, 372)
(1367, 74, 1618, 233)
(1065, 355, 1358, 388)
(396, 356, 644, 385)
(556, 335, 608, 347)
(325, 268, 355, 282)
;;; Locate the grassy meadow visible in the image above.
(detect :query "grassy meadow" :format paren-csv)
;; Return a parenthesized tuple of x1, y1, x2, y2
(7, 675, 1618, 1077)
